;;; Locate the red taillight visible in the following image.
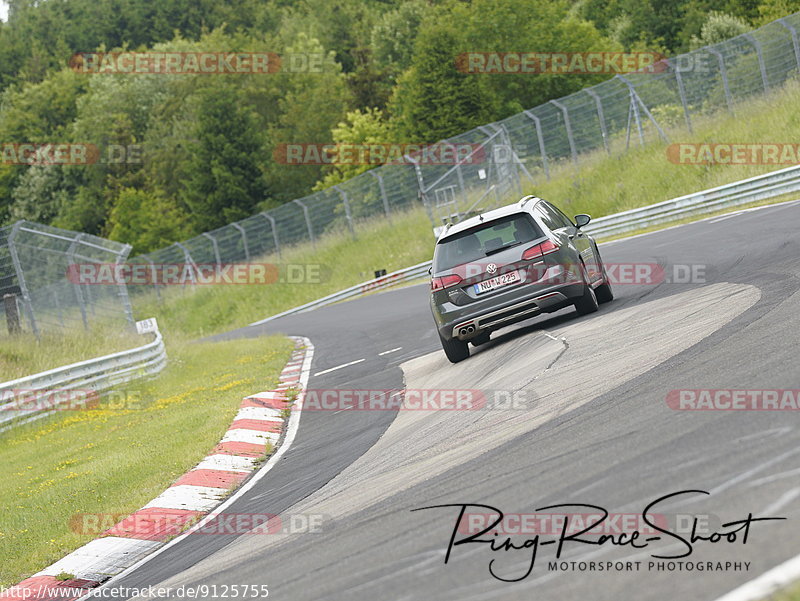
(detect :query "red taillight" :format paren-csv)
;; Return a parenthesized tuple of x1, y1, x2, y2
(430, 274, 463, 291)
(522, 239, 558, 260)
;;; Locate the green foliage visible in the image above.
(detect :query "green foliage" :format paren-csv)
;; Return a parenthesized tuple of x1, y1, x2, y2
(0, 0, 797, 252)
(313, 108, 394, 191)
(181, 85, 268, 231)
(690, 11, 752, 48)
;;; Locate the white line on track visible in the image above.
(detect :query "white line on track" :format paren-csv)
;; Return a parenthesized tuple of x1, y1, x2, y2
(761, 486, 800, 515)
(378, 347, 402, 356)
(708, 213, 742, 223)
(313, 358, 365, 377)
(711, 553, 800, 601)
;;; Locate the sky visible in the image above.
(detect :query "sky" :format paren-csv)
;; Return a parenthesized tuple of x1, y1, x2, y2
(0, 2, 7, 22)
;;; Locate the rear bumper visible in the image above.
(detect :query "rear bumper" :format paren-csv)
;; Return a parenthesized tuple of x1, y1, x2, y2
(435, 282, 584, 342)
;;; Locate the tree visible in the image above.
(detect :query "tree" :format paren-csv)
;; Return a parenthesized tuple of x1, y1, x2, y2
(106, 188, 193, 254)
(389, 22, 497, 143)
(312, 107, 394, 190)
(690, 11, 751, 49)
(180, 84, 269, 231)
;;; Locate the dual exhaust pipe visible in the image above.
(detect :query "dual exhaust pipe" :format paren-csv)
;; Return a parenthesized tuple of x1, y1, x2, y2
(458, 324, 476, 337)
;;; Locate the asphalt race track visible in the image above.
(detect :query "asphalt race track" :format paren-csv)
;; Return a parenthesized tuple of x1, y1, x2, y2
(102, 200, 800, 601)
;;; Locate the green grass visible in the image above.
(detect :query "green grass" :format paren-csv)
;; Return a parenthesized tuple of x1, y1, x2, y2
(772, 582, 800, 600)
(131, 206, 437, 339)
(530, 78, 800, 219)
(0, 334, 293, 587)
(1, 327, 145, 382)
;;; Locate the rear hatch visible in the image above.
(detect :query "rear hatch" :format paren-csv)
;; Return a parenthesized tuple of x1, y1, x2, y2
(431, 213, 560, 304)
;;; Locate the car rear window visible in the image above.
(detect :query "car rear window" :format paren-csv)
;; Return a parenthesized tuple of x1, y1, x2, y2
(433, 214, 544, 272)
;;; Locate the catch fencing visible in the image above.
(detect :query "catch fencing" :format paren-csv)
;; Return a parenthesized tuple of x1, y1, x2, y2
(134, 12, 800, 275)
(2, 13, 800, 337)
(0, 221, 134, 338)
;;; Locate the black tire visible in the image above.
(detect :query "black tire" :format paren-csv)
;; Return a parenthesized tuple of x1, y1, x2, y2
(440, 333, 470, 363)
(593, 246, 614, 304)
(470, 331, 491, 346)
(574, 262, 599, 316)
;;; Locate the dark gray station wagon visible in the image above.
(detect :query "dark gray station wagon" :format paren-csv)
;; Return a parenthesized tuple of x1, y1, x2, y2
(430, 196, 613, 363)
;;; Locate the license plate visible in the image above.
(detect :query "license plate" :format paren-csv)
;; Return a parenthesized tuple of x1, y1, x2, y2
(474, 270, 520, 294)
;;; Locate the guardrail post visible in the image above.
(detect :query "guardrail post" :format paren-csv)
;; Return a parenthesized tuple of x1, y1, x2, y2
(549, 99, 578, 164)
(260, 212, 281, 257)
(202, 233, 221, 264)
(744, 33, 769, 92)
(707, 48, 734, 113)
(778, 18, 800, 71)
(293, 199, 316, 247)
(333, 185, 357, 239)
(231, 223, 250, 261)
(7, 222, 39, 339)
(368, 170, 392, 222)
(523, 110, 550, 180)
(585, 89, 610, 155)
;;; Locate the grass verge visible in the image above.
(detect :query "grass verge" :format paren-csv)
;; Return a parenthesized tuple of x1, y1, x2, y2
(0, 334, 293, 587)
(1, 327, 145, 382)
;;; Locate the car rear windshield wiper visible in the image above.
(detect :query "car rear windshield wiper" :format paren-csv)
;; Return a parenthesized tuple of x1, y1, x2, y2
(485, 240, 525, 256)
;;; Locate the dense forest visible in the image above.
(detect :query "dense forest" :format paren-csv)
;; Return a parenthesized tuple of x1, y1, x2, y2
(0, 0, 797, 253)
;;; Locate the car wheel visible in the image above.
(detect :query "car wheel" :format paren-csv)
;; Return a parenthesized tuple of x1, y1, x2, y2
(593, 246, 614, 303)
(440, 333, 470, 363)
(470, 331, 490, 346)
(574, 262, 599, 315)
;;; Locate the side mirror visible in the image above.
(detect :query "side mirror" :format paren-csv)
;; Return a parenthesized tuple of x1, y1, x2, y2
(574, 214, 591, 228)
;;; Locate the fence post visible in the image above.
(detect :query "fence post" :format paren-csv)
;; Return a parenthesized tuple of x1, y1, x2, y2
(778, 18, 800, 72)
(405, 154, 433, 226)
(260, 212, 281, 257)
(523, 110, 549, 180)
(707, 48, 734, 113)
(144, 256, 161, 301)
(549, 100, 578, 164)
(744, 33, 769, 92)
(66, 234, 90, 331)
(7, 222, 39, 339)
(173, 242, 197, 286)
(667, 59, 693, 133)
(293, 199, 316, 247)
(115, 242, 135, 328)
(231, 223, 250, 261)
(202, 233, 221, 264)
(368, 170, 392, 222)
(585, 89, 610, 155)
(333, 185, 357, 239)
(4, 294, 20, 335)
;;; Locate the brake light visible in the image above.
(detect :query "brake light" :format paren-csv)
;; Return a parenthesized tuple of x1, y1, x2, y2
(430, 274, 463, 291)
(522, 239, 559, 260)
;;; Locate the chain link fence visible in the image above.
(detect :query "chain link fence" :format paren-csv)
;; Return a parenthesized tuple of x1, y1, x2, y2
(0, 221, 134, 338)
(2, 13, 799, 337)
(134, 12, 800, 278)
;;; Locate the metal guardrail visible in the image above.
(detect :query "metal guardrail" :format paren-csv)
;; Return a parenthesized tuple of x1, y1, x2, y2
(0, 319, 167, 432)
(249, 261, 432, 325)
(250, 164, 800, 325)
(584, 164, 800, 238)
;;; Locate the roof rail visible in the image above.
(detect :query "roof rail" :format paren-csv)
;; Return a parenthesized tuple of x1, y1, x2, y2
(519, 195, 540, 208)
